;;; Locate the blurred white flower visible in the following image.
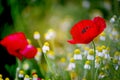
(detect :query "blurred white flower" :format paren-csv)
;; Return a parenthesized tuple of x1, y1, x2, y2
(42, 42, 50, 53)
(59, 57, 66, 67)
(82, 0, 90, 9)
(110, 17, 115, 23)
(110, 15, 116, 23)
(96, 47, 104, 57)
(67, 63, 75, 71)
(104, 53, 110, 59)
(47, 50, 55, 59)
(32, 74, 38, 80)
(44, 29, 56, 40)
(34, 48, 42, 61)
(74, 54, 82, 60)
(114, 65, 119, 70)
(84, 61, 91, 70)
(16, 67, 20, 71)
(60, 17, 73, 31)
(83, 47, 90, 56)
(98, 72, 105, 79)
(87, 49, 94, 60)
(24, 75, 30, 80)
(95, 56, 101, 68)
(87, 54, 94, 60)
(67, 58, 75, 71)
(23, 63, 29, 70)
(95, 63, 100, 68)
(114, 51, 120, 60)
(33, 31, 40, 40)
(73, 49, 82, 60)
(18, 70, 24, 78)
(100, 36, 106, 41)
(99, 32, 106, 41)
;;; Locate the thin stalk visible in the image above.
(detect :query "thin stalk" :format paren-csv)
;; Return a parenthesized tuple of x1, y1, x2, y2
(43, 53, 53, 73)
(15, 58, 22, 80)
(43, 52, 58, 79)
(92, 41, 96, 80)
(37, 39, 42, 48)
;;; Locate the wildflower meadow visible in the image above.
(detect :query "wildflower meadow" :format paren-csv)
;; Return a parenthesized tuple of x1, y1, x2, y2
(0, 0, 120, 80)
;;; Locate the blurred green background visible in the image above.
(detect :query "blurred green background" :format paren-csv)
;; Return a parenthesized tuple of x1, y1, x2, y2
(0, 0, 120, 79)
(0, 0, 120, 41)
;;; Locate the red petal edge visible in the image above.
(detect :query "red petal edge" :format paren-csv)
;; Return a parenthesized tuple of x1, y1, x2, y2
(67, 39, 76, 44)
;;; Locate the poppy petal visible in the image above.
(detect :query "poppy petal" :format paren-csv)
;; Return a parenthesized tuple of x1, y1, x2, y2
(0, 32, 29, 60)
(7, 48, 23, 60)
(0, 32, 28, 50)
(93, 16, 106, 34)
(68, 16, 106, 44)
(67, 39, 76, 44)
(20, 45, 37, 59)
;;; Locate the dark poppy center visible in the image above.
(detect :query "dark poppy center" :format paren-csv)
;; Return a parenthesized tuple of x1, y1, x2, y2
(15, 49, 21, 53)
(81, 26, 90, 34)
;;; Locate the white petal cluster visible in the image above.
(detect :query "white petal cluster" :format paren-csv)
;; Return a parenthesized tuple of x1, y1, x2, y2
(33, 31, 40, 40)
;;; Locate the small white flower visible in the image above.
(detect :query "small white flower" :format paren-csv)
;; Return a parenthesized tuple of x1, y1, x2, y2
(24, 75, 30, 80)
(102, 49, 107, 53)
(42, 46, 50, 53)
(74, 54, 82, 60)
(99, 36, 106, 41)
(33, 31, 40, 40)
(35, 48, 42, 61)
(114, 65, 119, 70)
(95, 63, 100, 68)
(119, 56, 120, 61)
(104, 53, 110, 59)
(47, 51, 55, 59)
(32, 74, 38, 80)
(96, 52, 104, 57)
(87, 54, 94, 60)
(83, 50, 88, 57)
(98, 73, 105, 79)
(110, 17, 115, 23)
(33, 78, 38, 80)
(16, 67, 20, 71)
(42, 42, 50, 53)
(87, 49, 94, 60)
(67, 63, 75, 70)
(73, 49, 82, 60)
(67, 58, 75, 71)
(18, 70, 24, 78)
(24, 78, 30, 80)
(19, 74, 24, 78)
(84, 64, 91, 70)
(45, 29, 56, 40)
(84, 61, 91, 69)
(23, 63, 29, 70)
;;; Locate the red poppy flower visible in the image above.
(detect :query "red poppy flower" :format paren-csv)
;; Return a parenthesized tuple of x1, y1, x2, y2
(20, 45, 37, 59)
(68, 16, 106, 44)
(0, 32, 37, 60)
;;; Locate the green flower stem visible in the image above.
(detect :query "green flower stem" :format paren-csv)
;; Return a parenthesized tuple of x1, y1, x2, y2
(15, 58, 22, 80)
(43, 53, 57, 79)
(92, 41, 96, 80)
(37, 39, 55, 78)
(43, 53, 53, 73)
(50, 39, 55, 52)
(95, 68, 98, 80)
(83, 69, 87, 78)
(37, 39, 42, 48)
